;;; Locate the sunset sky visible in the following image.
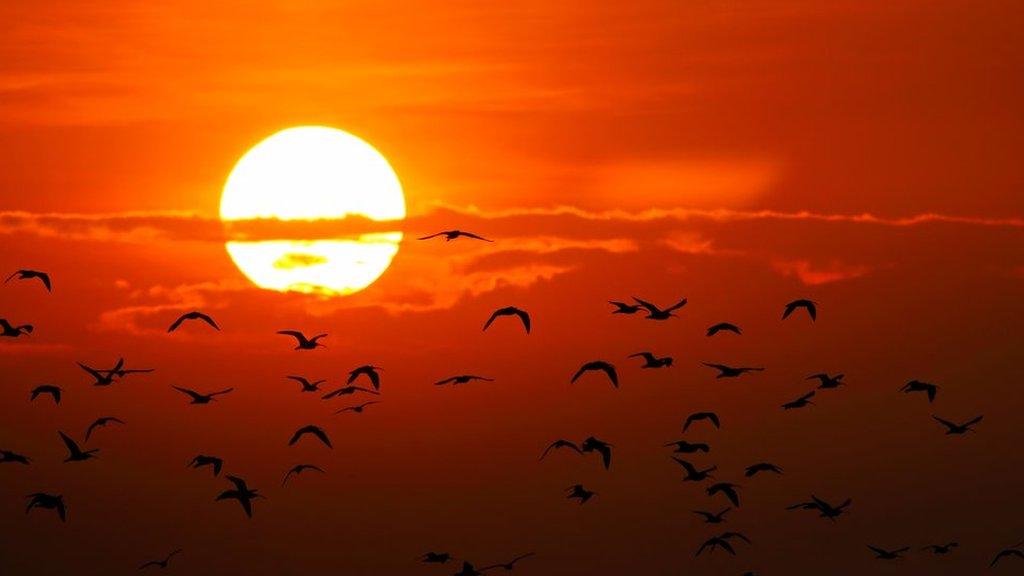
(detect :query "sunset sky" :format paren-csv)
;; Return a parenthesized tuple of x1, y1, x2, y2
(2, 2, 1023, 575)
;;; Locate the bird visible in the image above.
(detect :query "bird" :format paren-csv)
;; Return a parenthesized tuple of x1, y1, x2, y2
(277, 330, 327, 350)
(571, 361, 618, 388)
(933, 415, 983, 435)
(5, 269, 51, 291)
(418, 230, 492, 242)
(901, 380, 939, 403)
(744, 462, 783, 477)
(480, 552, 536, 571)
(581, 436, 613, 469)
(0, 449, 30, 465)
(435, 375, 494, 386)
(807, 373, 844, 389)
(787, 496, 852, 521)
(707, 482, 741, 507)
(782, 299, 817, 321)
(167, 311, 219, 332)
(347, 365, 383, 391)
(664, 440, 710, 454)
(990, 544, 1024, 567)
(105, 361, 155, 379)
(216, 475, 264, 518)
(693, 508, 731, 524)
(695, 535, 736, 557)
(702, 363, 764, 379)
(282, 464, 326, 486)
(483, 306, 531, 333)
(632, 296, 687, 320)
(78, 359, 123, 386)
(629, 352, 673, 368)
(321, 385, 380, 399)
(58, 431, 98, 463)
(138, 549, 183, 570)
(188, 455, 223, 476)
(609, 301, 643, 314)
(540, 439, 583, 460)
(25, 493, 66, 522)
(420, 552, 454, 564)
(85, 416, 125, 442)
(683, 412, 720, 432)
(921, 542, 958, 554)
(335, 401, 381, 414)
(706, 322, 741, 336)
(782, 391, 815, 410)
(0, 318, 33, 337)
(566, 484, 596, 504)
(288, 425, 332, 448)
(30, 384, 62, 404)
(673, 457, 716, 482)
(172, 386, 233, 404)
(452, 561, 487, 576)
(287, 375, 325, 393)
(868, 545, 909, 560)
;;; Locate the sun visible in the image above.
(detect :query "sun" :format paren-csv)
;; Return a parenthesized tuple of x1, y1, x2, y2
(220, 126, 405, 296)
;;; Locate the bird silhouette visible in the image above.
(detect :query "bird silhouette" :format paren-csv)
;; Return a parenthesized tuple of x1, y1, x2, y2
(787, 496, 851, 521)
(664, 440, 710, 454)
(1, 449, 31, 464)
(933, 415, 983, 435)
(25, 493, 66, 522)
(435, 375, 494, 386)
(571, 361, 618, 388)
(702, 363, 764, 379)
(335, 401, 381, 414)
(581, 436, 613, 469)
(566, 484, 596, 504)
(868, 545, 909, 560)
(105, 362, 155, 379)
(483, 306, 531, 333)
(706, 322, 741, 336)
(172, 386, 233, 404)
(188, 455, 223, 476)
(0, 318, 33, 337)
(452, 561, 487, 576)
(683, 412, 720, 432)
(540, 439, 583, 459)
(288, 425, 332, 448)
(696, 532, 750, 557)
(347, 365, 383, 391)
(139, 549, 183, 570)
(5, 269, 51, 291)
(287, 375, 325, 393)
(282, 463, 326, 486)
(693, 507, 731, 524)
(58, 431, 98, 463)
(707, 482, 741, 507)
(85, 416, 125, 442)
(418, 230, 493, 242)
(632, 296, 687, 320)
(79, 359, 123, 386)
(167, 311, 219, 332)
(420, 552, 454, 564)
(30, 384, 62, 404)
(921, 542, 958, 554)
(277, 330, 327, 350)
(322, 385, 380, 399)
(673, 457, 716, 482)
(629, 352, 673, 368)
(480, 552, 536, 571)
(807, 373, 844, 389)
(782, 391, 815, 410)
(744, 462, 783, 477)
(216, 475, 264, 518)
(990, 544, 1024, 567)
(901, 380, 939, 403)
(609, 301, 643, 314)
(782, 299, 817, 321)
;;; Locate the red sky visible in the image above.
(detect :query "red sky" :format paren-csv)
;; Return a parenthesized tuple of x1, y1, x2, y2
(1, 2, 1023, 575)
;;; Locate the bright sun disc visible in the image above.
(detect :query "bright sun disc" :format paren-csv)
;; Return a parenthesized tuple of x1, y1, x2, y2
(220, 126, 405, 296)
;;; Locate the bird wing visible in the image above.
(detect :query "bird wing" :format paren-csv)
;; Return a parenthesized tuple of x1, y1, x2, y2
(800, 391, 816, 401)
(672, 457, 698, 475)
(964, 415, 984, 427)
(932, 416, 957, 430)
(807, 302, 817, 320)
(629, 352, 655, 362)
(287, 376, 310, 386)
(482, 310, 501, 331)
(434, 376, 457, 386)
(665, 298, 688, 312)
(85, 420, 101, 441)
(540, 440, 582, 459)
(707, 413, 720, 428)
(36, 272, 51, 291)
(78, 362, 104, 380)
(513, 308, 531, 333)
(172, 386, 202, 401)
(718, 539, 736, 555)
(139, 560, 161, 569)
(592, 443, 612, 469)
(458, 231, 493, 242)
(4, 271, 18, 283)
(417, 232, 445, 240)
(276, 330, 305, 342)
(631, 296, 660, 313)
(195, 313, 219, 330)
(722, 486, 739, 506)
(702, 362, 728, 371)
(598, 362, 618, 387)
(867, 545, 886, 555)
(225, 475, 248, 492)
(210, 388, 234, 397)
(570, 366, 587, 383)
(58, 431, 81, 454)
(311, 427, 332, 448)
(167, 314, 188, 332)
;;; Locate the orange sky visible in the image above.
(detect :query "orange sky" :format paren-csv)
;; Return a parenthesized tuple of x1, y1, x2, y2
(2, 2, 1023, 575)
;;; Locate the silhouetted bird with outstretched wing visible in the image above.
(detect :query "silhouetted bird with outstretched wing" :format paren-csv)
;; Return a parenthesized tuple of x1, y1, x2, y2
(707, 482, 741, 507)
(693, 507, 731, 524)
(933, 415, 983, 435)
(139, 549, 182, 570)
(335, 401, 381, 414)
(167, 311, 219, 332)
(26, 492, 66, 522)
(674, 457, 716, 482)
(483, 306, 531, 333)
(664, 440, 710, 454)
(683, 412, 720, 432)
(277, 330, 327, 350)
(702, 363, 764, 379)
(85, 416, 125, 442)
(782, 391, 815, 410)
(609, 301, 642, 314)
(571, 361, 618, 388)
(5, 269, 51, 291)
(782, 299, 817, 321)
(807, 373, 844, 389)
(0, 449, 31, 465)
(632, 296, 687, 320)
(868, 545, 909, 560)
(480, 552, 536, 571)
(58, 431, 98, 463)
(172, 386, 233, 404)
(216, 475, 264, 518)
(565, 484, 596, 504)
(1, 318, 33, 337)
(901, 380, 939, 403)
(744, 462, 783, 477)
(287, 375, 325, 393)
(347, 365, 383, 391)
(418, 230, 493, 242)
(282, 464, 326, 486)
(629, 352, 673, 368)
(188, 455, 223, 476)
(706, 322, 741, 336)
(288, 425, 332, 448)
(435, 375, 494, 386)
(30, 384, 62, 404)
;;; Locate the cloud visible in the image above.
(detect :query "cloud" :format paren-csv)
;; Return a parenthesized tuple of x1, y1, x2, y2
(772, 259, 870, 286)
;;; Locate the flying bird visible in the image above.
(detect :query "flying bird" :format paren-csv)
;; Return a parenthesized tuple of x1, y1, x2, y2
(483, 306, 531, 333)
(287, 375, 326, 393)
(706, 322, 741, 336)
(901, 380, 939, 403)
(933, 415, 983, 435)
(707, 482, 741, 507)
(105, 362, 155, 379)
(632, 296, 687, 320)
(85, 416, 125, 442)
(664, 440, 710, 454)
(480, 552, 536, 571)
(347, 365, 383, 391)
(693, 508, 731, 524)
(188, 455, 223, 476)
(172, 386, 233, 404)
(25, 493, 66, 522)
(335, 401, 381, 414)
(744, 462, 783, 477)
(5, 269, 51, 291)
(282, 464, 326, 486)
(0, 449, 31, 465)
(868, 545, 909, 560)
(216, 475, 264, 518)
(609, 301, 643, 315)
(673, 457, 716, 482)
(288, 425, 332, 448)
(139, 549, 183, 570)
(787, 496, 852, 521)
(167, 311, 219, 332)
(702, 363, 764, 379)
(321, 385, 380, 399)
(683, 412, 720, 432)
(696, 533, 747, 557)
(565, 484, 596, 504)
(571, 361, 618, 388)
(0, 319, 33, 337)
(418, 230, 493, 242)
(277, 330, 327, 350)
(807, 373, 844, 389)
(58, 431, 98, 463)
(782, 391, 815, 410)
(540, 439, 583, 460)
(79, 359, 123, 386)
(629, 352, 673, 368)
(581, 436, 613, 469)
(782, 299, 817, 321)
(420, 552, 454, 564)
(990, 545, 1024, 567)
(921, 542, 958, 554)
(30, 384, 62, 404)
(435, 375, 494, 386)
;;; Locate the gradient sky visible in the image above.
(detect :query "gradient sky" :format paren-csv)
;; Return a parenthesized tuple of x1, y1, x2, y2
(1, 2, 1023, 575)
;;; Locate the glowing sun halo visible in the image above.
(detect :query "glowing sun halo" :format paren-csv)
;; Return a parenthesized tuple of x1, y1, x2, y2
(220, 126, 405, 296)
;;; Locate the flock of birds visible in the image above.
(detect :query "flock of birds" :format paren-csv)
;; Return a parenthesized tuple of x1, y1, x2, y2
(2, 230, 1022, 573)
